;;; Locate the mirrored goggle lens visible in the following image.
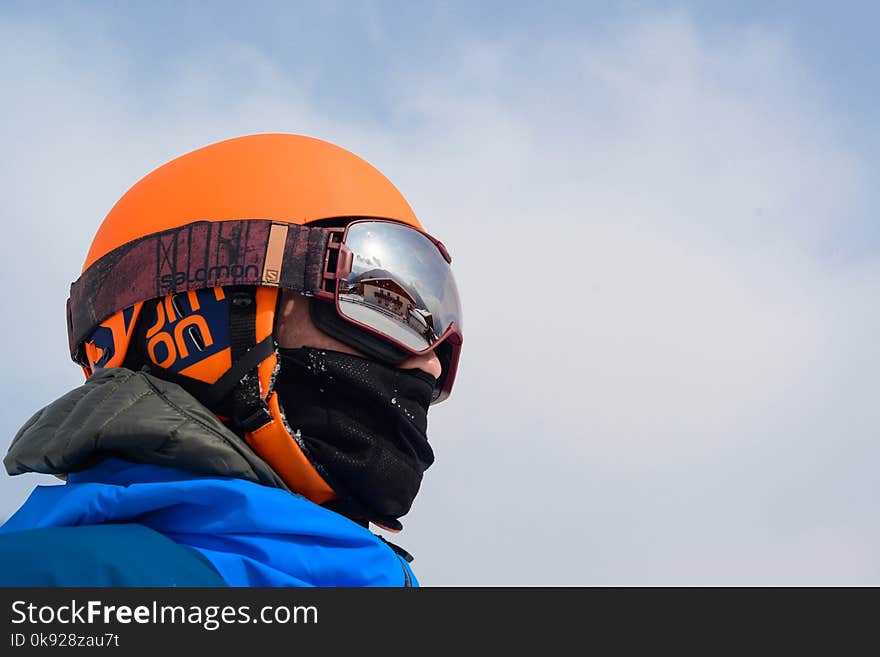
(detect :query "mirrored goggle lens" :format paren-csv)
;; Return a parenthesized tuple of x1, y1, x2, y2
(338, 221, 462, 352)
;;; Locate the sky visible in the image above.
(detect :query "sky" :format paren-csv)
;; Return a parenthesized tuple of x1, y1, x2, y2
(1, 1, 879, 585)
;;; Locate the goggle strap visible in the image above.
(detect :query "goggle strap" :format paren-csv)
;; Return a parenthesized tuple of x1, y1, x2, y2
(68, 220, 331, 364)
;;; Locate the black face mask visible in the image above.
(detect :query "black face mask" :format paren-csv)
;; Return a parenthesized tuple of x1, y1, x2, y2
(275, 347, 435, 530)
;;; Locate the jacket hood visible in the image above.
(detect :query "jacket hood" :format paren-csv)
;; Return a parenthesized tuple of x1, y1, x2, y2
(4, 367, 286, 490)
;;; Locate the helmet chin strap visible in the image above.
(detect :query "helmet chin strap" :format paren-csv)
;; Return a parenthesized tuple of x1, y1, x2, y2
(241, 286, 337, 505)
(225, 287, 273, 433)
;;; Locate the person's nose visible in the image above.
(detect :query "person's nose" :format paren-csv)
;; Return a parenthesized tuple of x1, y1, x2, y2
(399, 351, 442, 379)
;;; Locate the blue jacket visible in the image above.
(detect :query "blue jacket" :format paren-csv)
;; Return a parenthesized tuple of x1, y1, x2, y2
(0, 459, 416, 587)
(0, 368, 417, 587)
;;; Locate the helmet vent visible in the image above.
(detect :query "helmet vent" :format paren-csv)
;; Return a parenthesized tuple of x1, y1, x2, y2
(186, 325, 206, 351)
(170, 294, 186, 318)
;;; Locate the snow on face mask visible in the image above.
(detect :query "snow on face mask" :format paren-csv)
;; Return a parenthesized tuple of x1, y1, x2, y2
(275, 347, 435, 529)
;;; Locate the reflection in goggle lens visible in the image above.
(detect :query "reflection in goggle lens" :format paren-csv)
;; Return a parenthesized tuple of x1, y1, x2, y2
(338, 222, 461, 352)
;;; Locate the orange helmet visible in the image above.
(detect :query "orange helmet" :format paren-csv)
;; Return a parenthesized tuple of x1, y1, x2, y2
(67, 133, 441, 507)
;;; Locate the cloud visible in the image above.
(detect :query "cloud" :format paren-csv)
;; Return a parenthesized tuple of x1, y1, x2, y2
(1, 10, 877, 583)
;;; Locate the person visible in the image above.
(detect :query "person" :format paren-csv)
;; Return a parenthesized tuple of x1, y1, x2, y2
(0, 133, 463, 587)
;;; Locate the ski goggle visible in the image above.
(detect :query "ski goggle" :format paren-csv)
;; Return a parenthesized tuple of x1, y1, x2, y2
(312, 220, 463, 401)
(68, 218, 463, 402)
